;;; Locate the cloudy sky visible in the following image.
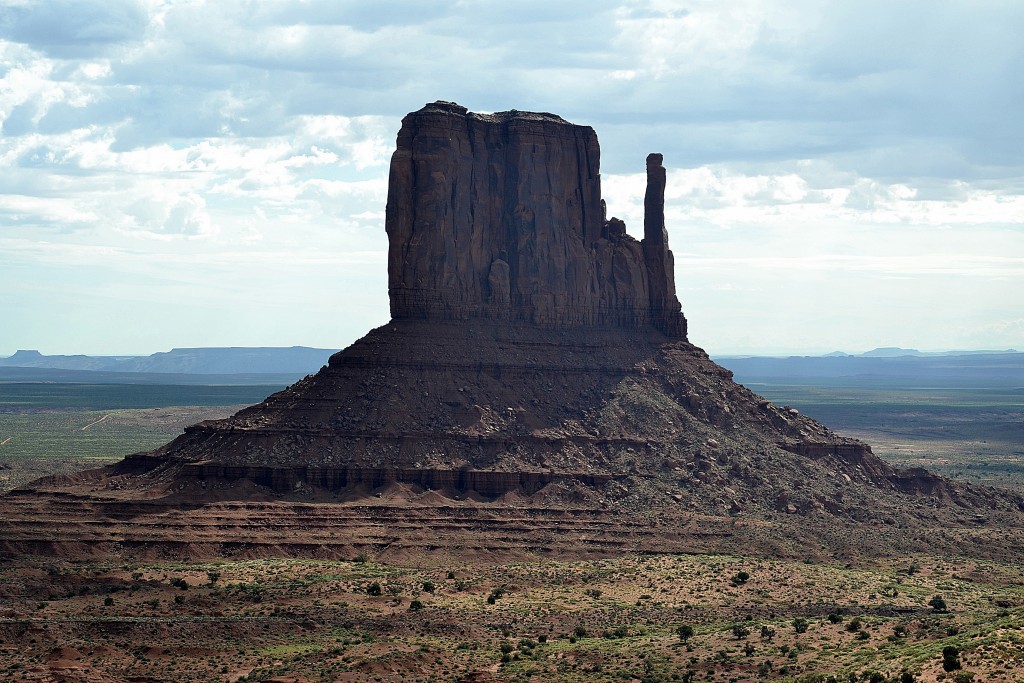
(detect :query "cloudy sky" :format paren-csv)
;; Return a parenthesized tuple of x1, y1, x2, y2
(2, 0, 1022, 356)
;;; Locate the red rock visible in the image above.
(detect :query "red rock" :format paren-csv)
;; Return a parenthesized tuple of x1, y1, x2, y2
(386, 101, 686, 337)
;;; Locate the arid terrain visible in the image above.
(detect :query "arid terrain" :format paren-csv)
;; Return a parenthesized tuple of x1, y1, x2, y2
(3, 371, 1023, 682)
(4, 374, 1023, 682)
(0, 405, 245, 493)
(2, 552, 1022, 682)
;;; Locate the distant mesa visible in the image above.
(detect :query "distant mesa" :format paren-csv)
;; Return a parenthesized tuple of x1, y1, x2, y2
(2, 102, 1022, 562)
(861, 347, 922, 357)
(0, 346, 336, 377)
(7, 349, 43, 359)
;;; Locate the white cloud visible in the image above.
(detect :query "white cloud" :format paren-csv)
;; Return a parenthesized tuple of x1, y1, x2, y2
(0, 192, 98, 226)
(124, 191, 213, 238)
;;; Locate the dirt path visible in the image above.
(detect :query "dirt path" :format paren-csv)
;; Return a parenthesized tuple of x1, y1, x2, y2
(81, 414, 111, 431)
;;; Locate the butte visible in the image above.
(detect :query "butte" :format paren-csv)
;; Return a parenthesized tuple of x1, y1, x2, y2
(3, 101, 1022, 563)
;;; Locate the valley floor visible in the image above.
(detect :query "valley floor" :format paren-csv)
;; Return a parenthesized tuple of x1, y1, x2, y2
(2, 552, 1022, 682)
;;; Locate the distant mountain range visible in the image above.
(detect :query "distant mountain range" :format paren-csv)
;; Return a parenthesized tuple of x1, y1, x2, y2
(2, 346, 1021, 390)
(718, 346, 1019, 359)
(713, 349, 1024, 389)
(0, 347, 337, 380)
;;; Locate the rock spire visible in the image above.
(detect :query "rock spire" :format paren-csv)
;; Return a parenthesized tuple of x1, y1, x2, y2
(385, 101, 687, 338)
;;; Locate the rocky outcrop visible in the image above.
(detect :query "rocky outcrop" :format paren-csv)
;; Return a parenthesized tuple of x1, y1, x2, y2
(643, 153, 686, 338)
(386, 101, 686, 338)
(170, 464, 616, 498)
(4, 101, 1022, 564)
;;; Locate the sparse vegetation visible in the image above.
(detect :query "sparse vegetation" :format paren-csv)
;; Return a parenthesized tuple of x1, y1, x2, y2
(3, 552, 1020, 682)
(0, 391, 276, 491)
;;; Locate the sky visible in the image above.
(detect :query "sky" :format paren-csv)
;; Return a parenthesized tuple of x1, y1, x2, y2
(1, 0, 1022, 356)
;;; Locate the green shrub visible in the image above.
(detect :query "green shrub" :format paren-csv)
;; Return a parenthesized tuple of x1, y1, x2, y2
(793, 617, 808, 634)
(366, 582, 382, 596)
(942, 645, 961, 672)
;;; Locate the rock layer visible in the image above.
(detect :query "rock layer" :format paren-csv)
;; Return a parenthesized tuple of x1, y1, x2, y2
(386, 101, 687, 338)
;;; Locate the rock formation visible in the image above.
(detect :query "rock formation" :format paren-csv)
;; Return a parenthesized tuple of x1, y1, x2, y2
(386, 101, 686, 337)
(2, 102, 1022, 562)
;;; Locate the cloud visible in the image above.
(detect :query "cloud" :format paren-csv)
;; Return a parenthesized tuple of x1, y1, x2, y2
(0, 0, 149, 57)
(124, 192, 212, 237)
(0, 0, 1022, 353)
(0, 192, 98, 228)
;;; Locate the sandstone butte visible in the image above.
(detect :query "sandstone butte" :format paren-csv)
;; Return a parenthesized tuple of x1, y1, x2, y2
(3, 101, 1023, 563)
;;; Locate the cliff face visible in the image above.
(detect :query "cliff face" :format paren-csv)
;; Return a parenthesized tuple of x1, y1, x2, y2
(386, 101, 687, 338)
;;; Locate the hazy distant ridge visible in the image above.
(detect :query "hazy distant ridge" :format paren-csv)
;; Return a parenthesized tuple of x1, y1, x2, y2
(715, 350, 1024, 389)
(0, 347, 337, 376)
(4, 347, 1021, 390)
